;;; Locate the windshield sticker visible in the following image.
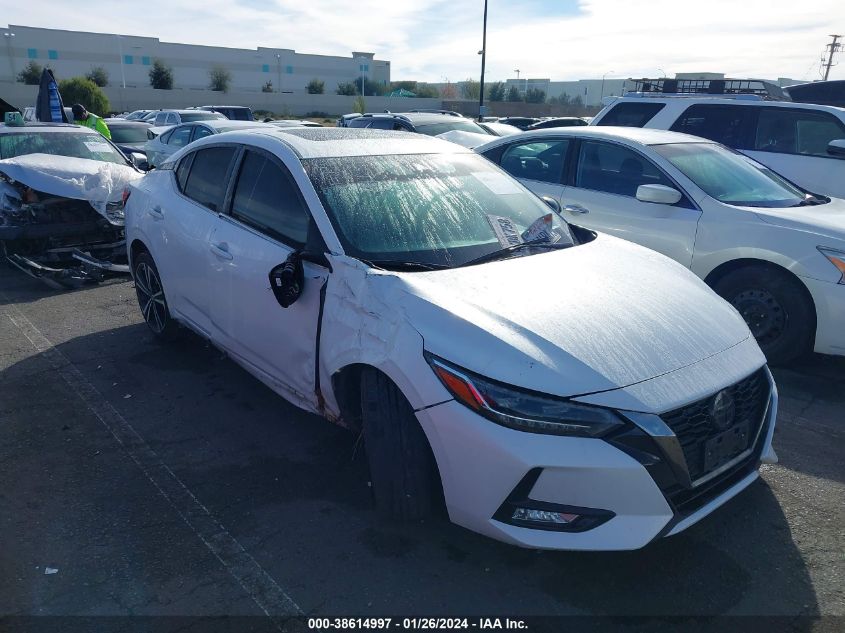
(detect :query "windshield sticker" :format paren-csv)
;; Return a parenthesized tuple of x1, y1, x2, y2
(83, 141, 111, 153)
(486, 214, 524, 247)
(521, 213, 559, 243)
(473, 171, 523, 195)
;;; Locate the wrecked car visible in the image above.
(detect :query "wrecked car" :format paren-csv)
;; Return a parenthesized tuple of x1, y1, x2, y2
(0, 122, 143, 287)
(125, 128, 777, 551)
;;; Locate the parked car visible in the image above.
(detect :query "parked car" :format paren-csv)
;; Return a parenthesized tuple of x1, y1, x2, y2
(336, 113, 362, 127)
(477, 127, 845, 363)
(151, 109, 226, 127)
(526, 117, 588, 130)
(266, 119, 323, 128)
(0, 122, 143, 286)
(348, 111, 493, 137)
(195, 105, 254, 121)
(124, 110, 154, 121)
(104, 118, 152, 167)
(591, 95, 845, 198)
(139, 111, 160, 123)
(125, 127, 777, 551)
(477, 121, 521, 137)
(144, 119, 267, 168)
(497, 116, 542, 130)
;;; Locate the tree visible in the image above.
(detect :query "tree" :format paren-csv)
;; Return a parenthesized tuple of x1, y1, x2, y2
(414, 83, 440, 98)
(355, 76, 386, 96)
(58, 77, 110, 115)
(572, 95, 584, 108)
(549, 93, 572, 106)
(487, 82, 506, 102)
(261, 80, 274, 93)
(17, 61, 42, 85)
(352, 95, 366, 114)
(439, 82, 457, 99)
(209, 65, 231, 92)
(306, 78, 325, 94)
(149, 59, 174, 90)
(506, 86, 522, 102)
(86, 66, 109, 87)
(336, 81, 358, 96)
(461, 78, 480, 100)
(525, 87, 546, 103)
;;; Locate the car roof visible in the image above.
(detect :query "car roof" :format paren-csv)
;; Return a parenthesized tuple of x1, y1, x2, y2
(191, 119, 267, 130)
(606, 95, 845, 114)
(158, 109, 218, 115)
(198, 105, 251, 110)
(197, 127, 472, 159)
(104, 119, 151, 126)
(0, 122, 98, 134)
(477, 126, 710, 149)
(360, 112, 470, 126)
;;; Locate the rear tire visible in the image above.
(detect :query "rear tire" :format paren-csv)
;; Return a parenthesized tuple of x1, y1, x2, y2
(132, 251, 179, 341)
(713, 265, 814, 365)
(360, 368, 439, 521)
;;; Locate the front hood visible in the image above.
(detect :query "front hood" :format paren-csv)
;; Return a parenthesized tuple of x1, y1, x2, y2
(0, 153, 142, 219)
(392, 234, 752, 399)
(751, 198, 845, 241)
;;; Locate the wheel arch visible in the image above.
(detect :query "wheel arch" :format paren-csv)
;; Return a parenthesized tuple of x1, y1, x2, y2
(129, 238, 150, 271)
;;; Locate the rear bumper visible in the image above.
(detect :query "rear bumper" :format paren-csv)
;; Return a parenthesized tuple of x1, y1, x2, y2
(803, 275, 845, 356)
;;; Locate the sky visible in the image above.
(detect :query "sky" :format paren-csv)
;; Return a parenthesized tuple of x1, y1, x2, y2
(5, 0, 845, 83)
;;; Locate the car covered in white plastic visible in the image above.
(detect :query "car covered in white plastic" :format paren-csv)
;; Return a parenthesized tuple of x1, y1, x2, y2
(0, 122, 143, 286)
(124, 127, 778, 551)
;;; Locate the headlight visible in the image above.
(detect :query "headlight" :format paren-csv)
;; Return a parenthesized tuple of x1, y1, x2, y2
(426, 355, 625, 437)
(818, 247, 845, 284)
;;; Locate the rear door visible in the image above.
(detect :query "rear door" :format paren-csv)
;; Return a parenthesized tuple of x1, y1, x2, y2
(562, 139, 701, 266)
(484, 137, 571, 202)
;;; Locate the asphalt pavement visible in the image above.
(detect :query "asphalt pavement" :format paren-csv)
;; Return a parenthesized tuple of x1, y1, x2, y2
(0, 267, 842, 632)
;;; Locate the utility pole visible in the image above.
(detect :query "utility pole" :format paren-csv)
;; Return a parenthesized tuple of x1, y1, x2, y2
(477, 0, 488, 121)
(822, 35, 842, 81)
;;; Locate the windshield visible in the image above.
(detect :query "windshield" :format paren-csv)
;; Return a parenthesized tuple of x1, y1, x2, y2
(653, 142, 809, 208)
(414, 120, 491, 137)
(181, 112, 226, 122)
(0, 131, 128, 165)
(304, 153, 575, 269)
(109, 126, 149, 144)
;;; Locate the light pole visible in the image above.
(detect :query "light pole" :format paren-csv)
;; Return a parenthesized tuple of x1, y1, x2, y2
(477, 0, 488, 121)
(275, 53, 281, 93)
(600, 70, 614, 101)
(658, 67, 667, 78)
(4, 31, 15, 82)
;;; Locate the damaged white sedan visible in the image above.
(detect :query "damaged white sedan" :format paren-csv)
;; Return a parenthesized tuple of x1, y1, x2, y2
(125, 128, 778, 551)
(0, 122, 143, 287)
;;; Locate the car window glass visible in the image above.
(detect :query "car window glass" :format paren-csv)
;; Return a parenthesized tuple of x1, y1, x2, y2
(596, 103, 665, 127)
(176, 154, 193, 192)
(182, 146, 236, 212)
(366, 118, 394, 130)
(753, 108, 845, 157)
(154, 113, 166, 126)
(500, 140, 569, 185)
(576, 140, 675, 198)
(193, 126, 214, 141)
(670, 104, 750, 147)
(168, 126, 193, 147)
(230, 151, 309, 244)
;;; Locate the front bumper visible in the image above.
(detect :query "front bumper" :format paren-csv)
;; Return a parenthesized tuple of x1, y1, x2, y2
(803, 275, 845, 356)
(417, 366, 777, 551)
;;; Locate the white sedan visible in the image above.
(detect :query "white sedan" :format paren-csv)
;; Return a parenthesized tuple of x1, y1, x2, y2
(477, 127, 845, 364)
(144, 119, 268, 168)
(124, 128, 777, 551)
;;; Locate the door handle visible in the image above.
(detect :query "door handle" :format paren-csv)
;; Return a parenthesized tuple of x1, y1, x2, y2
(209, 242, 233, 260)
(148, 205, 164, 219)
(563, 203, 590, 214)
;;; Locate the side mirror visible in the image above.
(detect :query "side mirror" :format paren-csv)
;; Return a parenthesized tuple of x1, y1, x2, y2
(269, 252, 304, 308)
(636, 184, 683, 205)
(540, 195, 561, 214)
(129, 152, 149, 171)
(827, 139, 845, 158)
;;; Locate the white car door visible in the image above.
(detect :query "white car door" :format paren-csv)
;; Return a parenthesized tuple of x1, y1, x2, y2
(562, 139, 702, 267)
(154, 144, 239, 336)
(207, 147, 329, 408)
(493, 138, 571, 203)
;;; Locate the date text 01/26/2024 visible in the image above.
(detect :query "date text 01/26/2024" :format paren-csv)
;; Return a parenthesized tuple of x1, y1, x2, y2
(307, 618, 528, 630)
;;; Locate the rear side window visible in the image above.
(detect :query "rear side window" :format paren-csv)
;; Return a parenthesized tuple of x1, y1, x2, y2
(193, 126, 214, 141)
(182, 146, 237, 212)
(230, 151, 310, 244)
(366, 118, 396, 130)
(175, 154, 193, 192)
(596, 102, 665, 127)
(753, 108, 845, 157)
(670, 104, 752, 148)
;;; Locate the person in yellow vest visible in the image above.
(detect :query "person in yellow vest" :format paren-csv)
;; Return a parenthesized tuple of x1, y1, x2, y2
(71, 103, 111, 140)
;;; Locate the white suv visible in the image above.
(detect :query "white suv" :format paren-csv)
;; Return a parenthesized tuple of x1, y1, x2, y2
(591, 96, 845, 198)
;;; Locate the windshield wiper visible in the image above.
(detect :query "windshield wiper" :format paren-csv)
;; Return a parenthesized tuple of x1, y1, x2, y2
(459, 241, 568, 268)
(796, 194, 829, 206)
(360, 259, 449, 272)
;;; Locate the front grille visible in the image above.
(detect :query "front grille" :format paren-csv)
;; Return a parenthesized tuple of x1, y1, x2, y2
(660, 369, 770, 483)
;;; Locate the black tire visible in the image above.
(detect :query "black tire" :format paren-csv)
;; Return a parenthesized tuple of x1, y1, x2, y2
(713, 265, 814, 365)
(360, 368, 439, 521)
(132, 251, 179, 341)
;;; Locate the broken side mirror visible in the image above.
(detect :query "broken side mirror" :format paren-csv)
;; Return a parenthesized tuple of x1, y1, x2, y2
(269, 251, 304, 308)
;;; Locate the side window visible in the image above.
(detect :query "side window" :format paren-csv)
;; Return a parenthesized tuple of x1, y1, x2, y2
(596, 103, 665, 127)
(500, 140, 569, 185)
(182, 146, 237, 212)
(575, 140, 677, 198)
(159, 129, 174, 144)
(175, 154, 193, 192)
(670, 104, 751, 148)
(367, 118, 394, 130)
(169, 113, 179, 125)
(154, 113, 167, 126)
(754, 108, 845, 157)
(168, 126, 193, 147)
(193, 126, 214, 141)
(230, 151, 310, 245)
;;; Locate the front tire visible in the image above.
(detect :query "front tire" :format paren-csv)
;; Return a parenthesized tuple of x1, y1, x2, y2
(133, 251, 179, 341)
(713, 265, 814, 365)
(360, 369, 439, 521)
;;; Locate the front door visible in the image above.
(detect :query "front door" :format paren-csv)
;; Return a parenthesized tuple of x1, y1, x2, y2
(495, 137, 571, 203)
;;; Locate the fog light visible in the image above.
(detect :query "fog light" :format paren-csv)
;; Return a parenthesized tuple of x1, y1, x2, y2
(512, 508, 580, 524)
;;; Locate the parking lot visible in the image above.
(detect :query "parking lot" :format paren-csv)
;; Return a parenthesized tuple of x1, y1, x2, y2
(0, 266, 843, 630)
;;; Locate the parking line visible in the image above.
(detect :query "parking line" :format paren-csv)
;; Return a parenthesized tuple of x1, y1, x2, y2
(2, 301, 303, 620)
